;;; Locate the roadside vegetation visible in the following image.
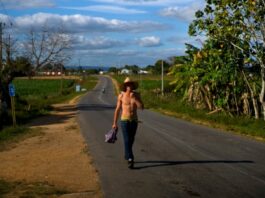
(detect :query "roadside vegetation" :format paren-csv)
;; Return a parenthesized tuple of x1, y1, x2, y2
(0, 76, 97, 145)
(13, 77, 97, 122)
(0, 179, 68, 198)
(112, 75, 265, 139)
(0, 127, 43, 151)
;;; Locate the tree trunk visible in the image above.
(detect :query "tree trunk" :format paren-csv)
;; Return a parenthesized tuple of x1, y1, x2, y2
(252, 97, 260, 119)
(260, 73, 265, 120)
(200, 85, 213, 111)
(187, 84, 194, 102)
(242, 71, 259, 119)
(241, 93, 251, 116)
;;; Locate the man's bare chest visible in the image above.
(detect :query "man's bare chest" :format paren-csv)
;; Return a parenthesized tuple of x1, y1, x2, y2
(122, 95, 134, 106)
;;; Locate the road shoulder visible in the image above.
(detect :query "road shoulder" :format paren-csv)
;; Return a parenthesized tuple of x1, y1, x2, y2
(0, 99, 103, 198)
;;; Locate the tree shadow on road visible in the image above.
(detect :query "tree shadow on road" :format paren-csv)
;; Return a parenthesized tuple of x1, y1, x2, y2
(132, 160, 254, 170)
(77, 104, 116, 111)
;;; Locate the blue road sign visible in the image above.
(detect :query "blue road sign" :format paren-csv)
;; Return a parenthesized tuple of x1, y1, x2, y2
(8, 83, 15, 97)
(76, 84, 81, 92)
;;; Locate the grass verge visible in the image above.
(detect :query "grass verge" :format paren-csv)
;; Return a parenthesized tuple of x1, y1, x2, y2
(12, 76, 98, 124)
(0, 127, 43, 151)
(0, 179, 68, 198)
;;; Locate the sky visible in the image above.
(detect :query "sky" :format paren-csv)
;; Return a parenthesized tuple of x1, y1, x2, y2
(0, 0, 205, 67)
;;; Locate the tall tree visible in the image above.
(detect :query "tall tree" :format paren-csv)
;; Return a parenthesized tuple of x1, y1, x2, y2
(24, 25, 72, 72)
(0, 27, 17, 125)
(187, 0, 265, 119)
(13, 56, 33, 77)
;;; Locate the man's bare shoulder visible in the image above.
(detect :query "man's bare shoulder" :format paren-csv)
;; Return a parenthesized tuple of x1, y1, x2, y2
(131, 91, 141, 99)
(118, 92, 124, 100)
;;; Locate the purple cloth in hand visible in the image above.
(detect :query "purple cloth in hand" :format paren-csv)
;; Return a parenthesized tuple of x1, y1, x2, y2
(105, 128, 118, 143)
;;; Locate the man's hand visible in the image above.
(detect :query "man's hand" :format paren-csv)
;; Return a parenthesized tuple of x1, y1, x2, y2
(112, 124, 118, 129)
(130, 91, 144, 110)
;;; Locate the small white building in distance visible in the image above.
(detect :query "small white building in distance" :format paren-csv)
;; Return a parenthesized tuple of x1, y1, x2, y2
(120, 69, 131, 75)
(138, 70, 149, 74)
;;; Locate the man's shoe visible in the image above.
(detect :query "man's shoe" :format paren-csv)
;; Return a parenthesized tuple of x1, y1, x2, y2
(128, 158, 134, 169)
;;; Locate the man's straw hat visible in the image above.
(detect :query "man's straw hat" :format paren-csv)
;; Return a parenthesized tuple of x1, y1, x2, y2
(121, 77, 138, 91)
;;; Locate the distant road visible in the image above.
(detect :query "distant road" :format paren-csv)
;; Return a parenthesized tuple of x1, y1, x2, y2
(78, 76, 265, 198)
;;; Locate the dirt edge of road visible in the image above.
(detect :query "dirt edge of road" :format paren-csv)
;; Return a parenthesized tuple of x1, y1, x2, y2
(0, 95, 103, 198)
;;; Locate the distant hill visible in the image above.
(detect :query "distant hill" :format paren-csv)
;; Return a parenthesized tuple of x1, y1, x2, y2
(65, 66, 109, 71)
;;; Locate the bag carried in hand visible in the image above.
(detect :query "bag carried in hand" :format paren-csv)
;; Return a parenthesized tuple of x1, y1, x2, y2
(105, 128, 118, 143)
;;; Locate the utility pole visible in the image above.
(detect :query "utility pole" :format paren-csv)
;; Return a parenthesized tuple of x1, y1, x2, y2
(161, 60, 164, 96)
(60, 62, 64, 95)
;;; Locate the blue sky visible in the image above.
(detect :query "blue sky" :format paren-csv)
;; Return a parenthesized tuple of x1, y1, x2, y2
(0, 0, 205, 67)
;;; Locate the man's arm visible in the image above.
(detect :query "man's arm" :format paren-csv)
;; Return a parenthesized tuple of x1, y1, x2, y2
(132, 92, 144, 110)
(112, 94, 122, 129)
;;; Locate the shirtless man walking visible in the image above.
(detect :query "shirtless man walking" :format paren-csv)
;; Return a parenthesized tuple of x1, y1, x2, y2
(112, 77, 144, 168)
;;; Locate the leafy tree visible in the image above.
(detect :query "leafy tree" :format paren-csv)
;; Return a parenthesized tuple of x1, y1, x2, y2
(168, 56, 187, 65)
(177, 0, 265, 119)
(124, 65, 139, 74)
(86, 69, 99, 75)
(144, 65, 155, 73)
(168, 48, 195, 97)
(153, 59, 170, 74)
(0, 29, 17, 128)
(13, 56, 33, 77)
(108, 67, 118, 74)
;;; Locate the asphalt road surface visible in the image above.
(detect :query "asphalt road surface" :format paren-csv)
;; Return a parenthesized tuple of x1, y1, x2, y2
(78, 76, 265, 198)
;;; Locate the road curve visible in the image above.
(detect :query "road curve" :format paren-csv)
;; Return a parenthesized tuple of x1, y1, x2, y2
(78, 76, 265, 198)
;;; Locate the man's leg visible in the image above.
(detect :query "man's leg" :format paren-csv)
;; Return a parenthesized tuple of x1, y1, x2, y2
(126, 121, 138, 169)
(128, 120, 138, 160)
(121, 121, 130, 160)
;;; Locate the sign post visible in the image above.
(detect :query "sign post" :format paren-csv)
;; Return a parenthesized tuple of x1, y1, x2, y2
(8, 83, 16, 127)
(75, 84, 81, 92)
(161, 60, 164, 96)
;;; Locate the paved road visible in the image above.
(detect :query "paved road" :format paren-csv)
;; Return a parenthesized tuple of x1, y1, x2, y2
(78, 76, 265, 198)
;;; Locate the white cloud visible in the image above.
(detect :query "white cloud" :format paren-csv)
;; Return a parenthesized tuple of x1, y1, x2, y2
(160, 3, 204, 22)
(1, 13, 167, 33)
(0, 0, 55, 9)
(73, 35, 126, 49)
(137, 36, 161, 47)
(0, 14, 13, 24)
(92, 0, 196, 6)
(61, 5, 146, 14)
(74, 48, 140, 58)
(73, 47, 184, 66)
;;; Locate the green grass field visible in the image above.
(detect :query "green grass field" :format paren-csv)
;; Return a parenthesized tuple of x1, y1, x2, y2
(114, 74, 174, 93)
(112, 75, 265, 140)
(14, 79, 74, 96)
(0, 76, 98, 143)
(12, 76, 97, 118)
